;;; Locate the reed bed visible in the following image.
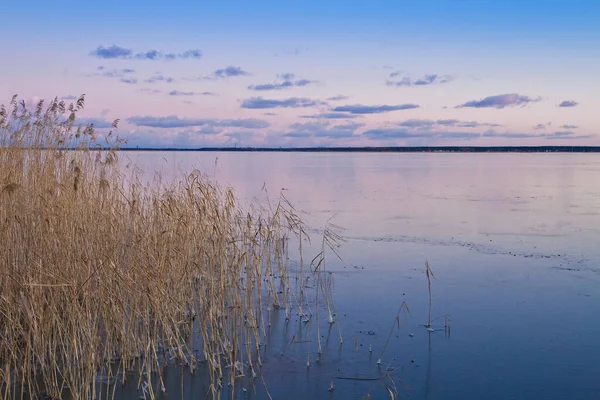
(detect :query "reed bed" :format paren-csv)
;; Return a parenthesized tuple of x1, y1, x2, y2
(0, 95, 337, 399)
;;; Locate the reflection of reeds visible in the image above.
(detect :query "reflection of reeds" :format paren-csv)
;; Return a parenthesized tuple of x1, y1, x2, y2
(0, 95, 328, 399)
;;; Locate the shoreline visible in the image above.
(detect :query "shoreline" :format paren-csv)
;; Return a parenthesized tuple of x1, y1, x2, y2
(90, 146, 600, 153)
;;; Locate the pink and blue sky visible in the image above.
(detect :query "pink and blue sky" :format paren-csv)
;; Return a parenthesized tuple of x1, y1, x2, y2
(2, 0, 599, 147)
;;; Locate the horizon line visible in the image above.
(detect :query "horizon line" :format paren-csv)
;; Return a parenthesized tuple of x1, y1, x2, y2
(103, 145, 600, 153)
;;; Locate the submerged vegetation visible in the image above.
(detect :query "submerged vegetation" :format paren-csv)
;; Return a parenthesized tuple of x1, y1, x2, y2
(0, 95, 340, 399)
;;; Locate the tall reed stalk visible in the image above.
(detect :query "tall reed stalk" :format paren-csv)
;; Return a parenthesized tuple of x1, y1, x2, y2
(425, 261, 434, 329)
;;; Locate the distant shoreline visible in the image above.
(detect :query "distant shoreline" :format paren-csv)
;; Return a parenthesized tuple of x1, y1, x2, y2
(102, 146, 600, 153)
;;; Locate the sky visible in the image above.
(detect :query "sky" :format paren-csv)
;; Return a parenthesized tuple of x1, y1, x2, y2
(1, 0, 599, 148)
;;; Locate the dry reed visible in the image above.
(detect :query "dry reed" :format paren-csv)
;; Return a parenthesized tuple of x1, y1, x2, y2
(425, 261, 434, 329)
(0, 95, 333, 399)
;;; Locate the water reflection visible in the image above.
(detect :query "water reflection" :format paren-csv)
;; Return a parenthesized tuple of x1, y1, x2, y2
(110, 152, 600, 399)
(122, 152, 600, 259)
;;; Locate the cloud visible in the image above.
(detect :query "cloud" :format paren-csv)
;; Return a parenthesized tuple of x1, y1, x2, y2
(547, 131, 573, 138)
(263, 112, 277, 116)
(178, 49, 203, 59)
(397, 119, 436, 128)
(120, 77, 138, 84)
(294, 79, 314, 87)
(223, 131, 258, 145)
(88, 68, 136, 79)
(545, 132, 590, 140)
(363, 128, 425, 140)
(134, 50, 161, 60)
(196, 126, 223, 135)
(138, 88, 161, 94)
(435, 119, 502, 128)
(218, 119, 270, 129)
(127, 115, 270, 129)
(533, 122, 552, 130)
(202, 66, 249, 80)
(362, 128, 423, 140)
(283, 131, 312, 138)
(91, 45, 202, 60)
(386, 73, 453, 87)
(300, 112, 360, 119)
(432, 132, 481, 139)
(278, 73, 296, 81)
(248, 73, 317, 91)
(362, 127, 570, 141)
(59, 95, 78, 100)
(481, 130, 589, 140)
(332, 122, 365, 131)
(560, 124, 578, 129)
(91, 45, 132, 59)
(326, 95, 349, 101)
(288, 121, 330, 131)
(215, 66, 249, 78)
(248, 82, 293, 91)
(332, 103, 419, 114)
(224, 132, 249, 139)
(282, 120, 363, 139)
(456, 93, 541, 109)
(482, 132, 539, 139)
(169, 90, 197, 96)
(145, 74, 175, 83)
(87, 68, 138, 84)
(186, 66, 250, 81)
(559, 100, 579, 107)
(364, 127, 483, 141)
(315, 129, 357, 139)
(167, 90, 215, 96)
(241, 97, 322, 109)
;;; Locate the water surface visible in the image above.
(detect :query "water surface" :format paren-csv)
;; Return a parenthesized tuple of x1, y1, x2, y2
(117, 152, 600, 399)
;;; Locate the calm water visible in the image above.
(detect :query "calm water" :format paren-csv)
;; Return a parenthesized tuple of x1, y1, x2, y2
(117, 152, 600, 400)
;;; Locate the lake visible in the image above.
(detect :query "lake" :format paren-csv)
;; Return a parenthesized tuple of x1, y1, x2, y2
(116, 152, 600, 400)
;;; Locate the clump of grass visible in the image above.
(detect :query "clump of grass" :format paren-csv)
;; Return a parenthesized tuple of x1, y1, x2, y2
(0, 95, 327, 399)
